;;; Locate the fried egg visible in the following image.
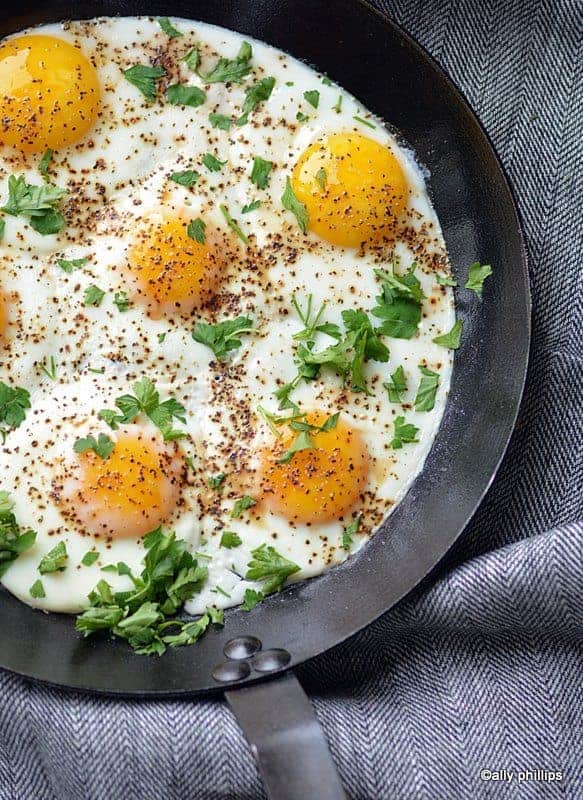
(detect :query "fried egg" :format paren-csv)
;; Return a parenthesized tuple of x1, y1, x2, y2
(0, 17, 455, 617)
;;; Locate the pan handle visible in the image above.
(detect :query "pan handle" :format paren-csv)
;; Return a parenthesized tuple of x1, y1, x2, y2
(225, 671, 347, 800)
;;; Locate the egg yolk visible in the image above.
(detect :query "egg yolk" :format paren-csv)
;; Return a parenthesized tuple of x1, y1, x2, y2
(0, 35, 100, 153)
(259, 414, 368, 524)
(56, 427, 184, 539)
(127, 218, 224, 317)
(291, 132, 408, 247)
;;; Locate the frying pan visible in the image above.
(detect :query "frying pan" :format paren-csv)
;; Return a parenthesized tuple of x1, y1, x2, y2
(0, 1, 530, 797)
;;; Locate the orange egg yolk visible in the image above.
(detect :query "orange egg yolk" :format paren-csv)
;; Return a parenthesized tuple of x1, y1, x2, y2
(0, 35, 100, 153)
(56, 427, 184, 539)
(127, 217, 224, 317)
(291, 132, 408, 247)
(259, 414, 368, 524)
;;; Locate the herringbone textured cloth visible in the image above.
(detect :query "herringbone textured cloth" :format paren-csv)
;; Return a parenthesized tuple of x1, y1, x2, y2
(1, 1, 581, 798)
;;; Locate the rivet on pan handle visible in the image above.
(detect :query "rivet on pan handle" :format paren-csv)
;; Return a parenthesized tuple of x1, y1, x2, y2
(226, 671, 347, 800)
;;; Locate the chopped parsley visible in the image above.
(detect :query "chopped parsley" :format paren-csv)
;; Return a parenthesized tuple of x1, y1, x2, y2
(436, 273, 457, 287)
(220, 204, 248, 245)
(187, 218, 206, 243)
(157, 17, 182, 37)
(29, 579, 45, 599)
(0, 492, 36, 578)
(220, 531, 242, 549)
(81, 551, 99, 567)
(353, 114, 376, 129)
(231, 495, 257, 519)
(2, 175, 66, 235)
(465, 262, 492, 297)
(277, 413, 339, 464)
(322, 76, 333, 86)
(39, 541, 68, 574)
(202, 152, 226, 172)
(414, 366, 440, 412)
(74, 433, 115, 460)
(236, 76, 276, 125)
(384, 365, 407, 403)
(0, 381, 31, 436)
(208, 473, 226, 490)
(83, 285, 106, 307)
(250, 156, 273, 189)
(199, 41, 253, 84)
(99, 377, 186, 441)
(371, 264, 424, 339)
(242, 200, 261, 214)
(315, 167, 327, 190)
(209, 113, 232, 130)
(166, 84, 206, 107)
(123, 64, 166, 101)
(242, 588, 263, 611)
(75, 527, 217, 656)
(391, 416, 420, 449)
(113, 291, 131, 312)
(281, 177, 308, 233)
(39, 149, 53, 178)
(40, 355, 57, 381)
(244, 544, 300, 600)
(57, 256, 88, 273)
(296, 111, 309, 122)
(292, 294, 341, 343)
(342, 516, 361, 550)
(333, 94, 343, 113)
(433, 319, 462, 349)
(303, 90, 320, 108)
(170, 170, 199, 187)
(183, 46, 200, 72)
(0, 219, 4, 240)
(192, 315, 254, 360)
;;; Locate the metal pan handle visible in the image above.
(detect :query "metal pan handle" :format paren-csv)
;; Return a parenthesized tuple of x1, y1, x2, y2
(225, 671, 347, 800)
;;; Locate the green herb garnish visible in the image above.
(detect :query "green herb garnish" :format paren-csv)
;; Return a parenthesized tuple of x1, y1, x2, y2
(342, 516, 361, 550)
(208, 473, 226, 490)
(391, 416, 420, 449)
(187, 218, 206, 243)
(236, 76, 276, 125)
(170, 170, 199, 187)
(384, 365, 407, 403)
(220, 204, 248, 245)
(250, 156, 273, 189)
(202, 153, 227, 172)
(113, 291, 131, 312)
(231, 495, 256, 519)
(57, 257, 88, 273)
(0, 492, 36, 578)
(192, 316, 254, 360)
(0, 381, 31, 435)
(414, 366, 440, 412)
(30, 579, 45, 599)
(99, 378, 186, 442)
(304, 90, 320, 108)
(39, 541, 68, 574)
(82, 551, 99, 567)
(220, 531, 242, 549)
(74, 433, 115, 460)
(465, 262, 492, 297)
(2, 175, 66, 235)
(242, 200, 261, 214)
(209, 113, 232, 130)
(433, 319, 462, 349)
(281, 177, 308, 233)
(166, 84, 206, 107)
(83, 285, 106, 307)
(200, 41, 253, 84)
(157, 17, 182, 37)
(123, 64, 166, 101)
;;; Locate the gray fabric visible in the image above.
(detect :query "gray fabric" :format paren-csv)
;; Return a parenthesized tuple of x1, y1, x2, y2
(1, 0, 582, 798)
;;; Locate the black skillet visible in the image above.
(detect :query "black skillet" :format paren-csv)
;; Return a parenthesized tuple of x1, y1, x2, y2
(0, 1, 530, 797)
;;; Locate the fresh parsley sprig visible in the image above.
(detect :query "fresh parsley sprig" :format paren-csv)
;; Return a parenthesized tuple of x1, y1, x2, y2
(198, 41, 253, 84)
(192, 316, 255, 360)
(0, 492, 36, 579)
(242, 544, 300, 609)
(391, 416, 420, 449)
(236, 76, 276, 125)
(371, 264, 424, 340)
(123, 64, 166, 101)
(2, 175, 67, 235)
(0, 381, 31, 439)
(74, 433, 115, 460)
(99, 378, 186, 441)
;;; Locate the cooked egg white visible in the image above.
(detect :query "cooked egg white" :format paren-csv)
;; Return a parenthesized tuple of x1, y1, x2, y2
(0, 16, 454, 615)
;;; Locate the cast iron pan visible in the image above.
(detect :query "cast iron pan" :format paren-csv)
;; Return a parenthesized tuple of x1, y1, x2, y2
(0, 1, 530, 797)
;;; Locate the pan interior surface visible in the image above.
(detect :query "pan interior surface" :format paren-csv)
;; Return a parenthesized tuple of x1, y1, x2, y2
(0, 0, 529, 696)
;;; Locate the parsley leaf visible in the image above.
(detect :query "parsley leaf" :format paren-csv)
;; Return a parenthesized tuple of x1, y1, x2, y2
(40, 355, 57, 381)
(39, 541, 68, 574)
(296, 111, 309, 122)
(202, 153, 226, 172)
(183, 46, 200, 72)
(157, 17, 182, 37)
(242, 200, 261, 214)
(342, 516, 361, 550)
(303, 89, 320, 108)
(281, 177, 308, 233)
(414, 366, 440, 412)
(391, 416, 420, 449)
(250, 156, 273, 189)
(292, 294, 341, 343)
(0, 492, 36, 579)
(187, 218, 206, 243)
(433, 319, 462, 349)
(220, 531, 242, 549)
(436, 273, 457, 287)
(231, 495, 257, 519)
(83, 285, 105, 307)
(371, 265, 424, 339)
(192, 316, 254, 360)
(465, 262, 492, 297)
(276, 413, 339, 464)
(384, 365, 407, 403)
(200, 41, 253, 84)
(277, 429, 314, 464)
(57, 256, 88, 273)
(219, 204, 248, 245)
(0, 381, 31, 433)
(353, 114, 376, 129)
(123, 64, 166, 101)
(333, 95, 343, 113)
(208, 473, 226, 490)
(170, 169, 199, 187)
(2, 175, 66, 235)
(39, 149, 53, 177)
(113, 290, 131, 312)
(74, 433, 115, 460)
(236, 76, 276, 125)
(82, 551, 99, 567)
(99, 378, 186, 442)
(30, 579, 45, 599)
(315, 167, 327, 190)
(209, 113, 232, 130)
(0, 219, 5, 240)
(166, 84, 206, 107)
(245, 544, 300, 595)
(242, 588, 264, 611)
